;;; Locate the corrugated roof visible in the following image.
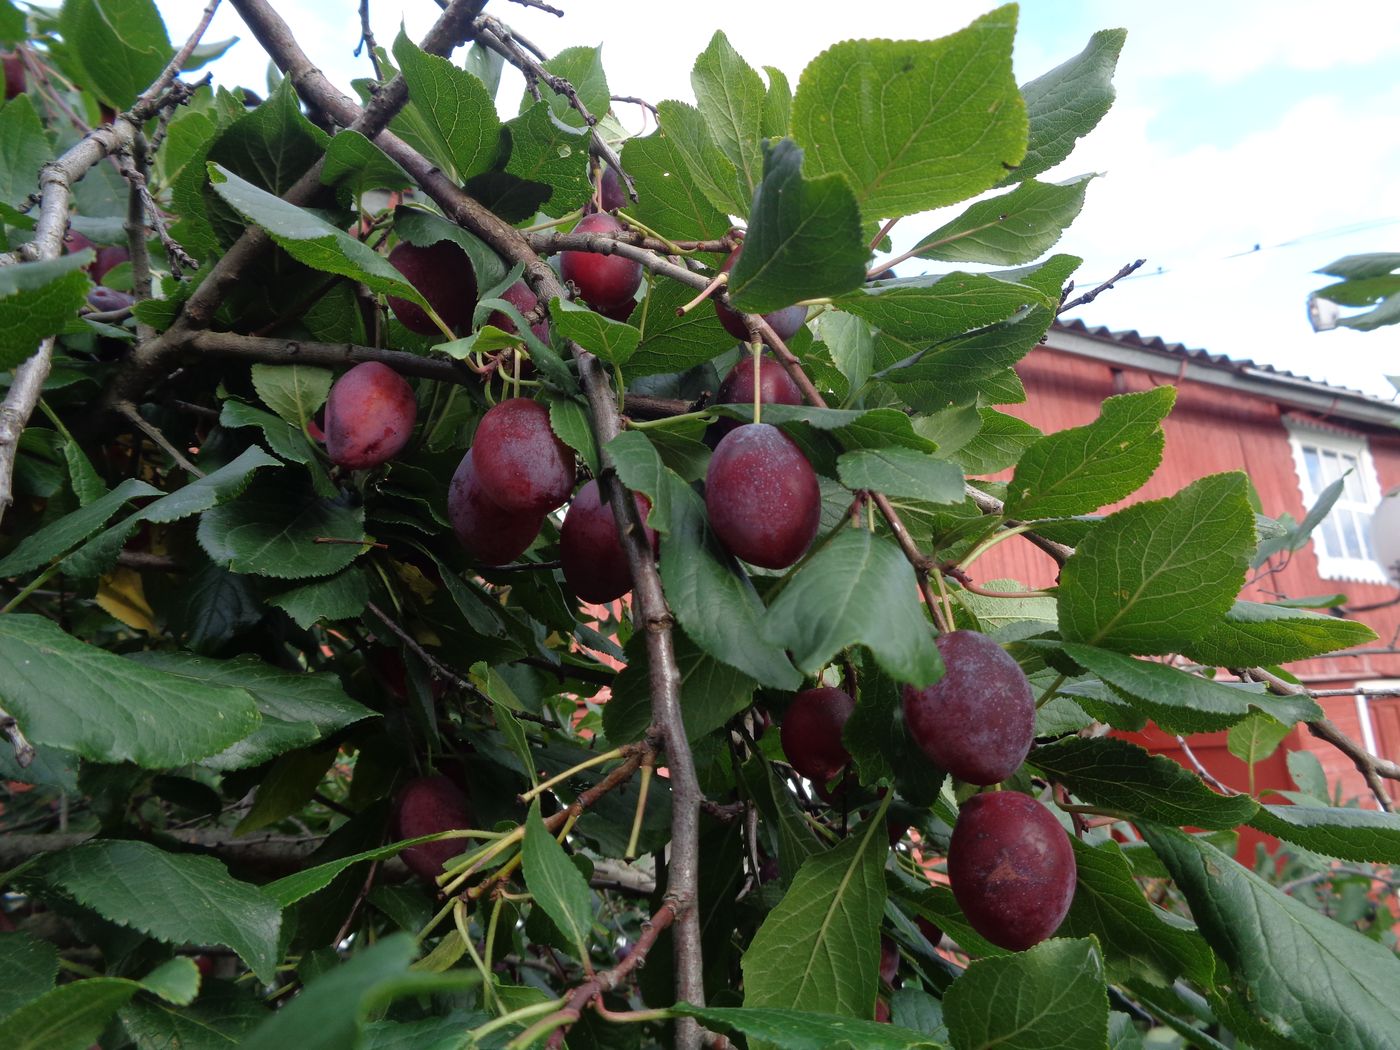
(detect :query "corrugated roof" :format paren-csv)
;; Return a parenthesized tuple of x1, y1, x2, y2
(1050, 318, 1398, 410)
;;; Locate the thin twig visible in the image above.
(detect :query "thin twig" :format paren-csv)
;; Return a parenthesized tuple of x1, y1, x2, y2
(354, 0, 384, 81)
(1175, 735, 1238, 795)
(1058, 259, 1146, 314)
(116, 400, 204, 477)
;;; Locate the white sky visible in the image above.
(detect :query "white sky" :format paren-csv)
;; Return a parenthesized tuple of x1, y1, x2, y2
(158, 0, 1399, 398)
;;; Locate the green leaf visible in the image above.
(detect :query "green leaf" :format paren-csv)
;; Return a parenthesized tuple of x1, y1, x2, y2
(197, 472, 367, 580)
(522, 799, 594, 959)
(59, 0, 172, 108)
(0, 477, 159, 576)
(656, 98, 748, 217)
(944, 938, 1109, 1050)
(0, 254, 94, 371)
(172, 561, 264, 653)
(1142, 823, 1400, 1050)
(1031, 735, 1258, 830)
(843, 658, 946, 807)
(392, 30, 500, 181)
(0, 978, 139, 1050)
(493, 101, 592, 217)
(263, 831, 482, 908)
(128, 651, 374, 771)
(742, 811, 889, 1017)
(916, 176, 1096, 266)
(320, 130, 414, 199)
(252, 364, 334, 428)
(267, 567, 369, 628)
(238, 935, 428, 1050)
(1003, 29, 1126, 186)
(138, 957, 201, 1006)
(549, 296, 640, 364)
(605, 628, 755, 745)
(548, 395, 600, 477)
(1059, 839, 1215, 987)
(1005, 387, 1175, 519)
(728, 138, 867, 313)
(792, 10, 1026, 220)
(674, 1005, 942, 1049)
(1182, 601, 1377, 666)
(1227, 712, 1291, 767)
(0, 94, 51, 209)
(0, 614, 259, 767)
(235, 745, 337, 834)
(764, 529, 941, 687)
(530, 45, 609, 130)
(219, 401, 317, 465)
(840, 271, 1051, 351)
(0, 0, 24, 46)
(119, 982, 264, 1050)
(207, 165, 429, 308)
(1249, 805, 1400, 864)
(620, 121, 734, 241)
(1061, 642, 1321, 733)
(0, 932, 59, 1018)
(836, 448, 965, 504)
(690, 31, 767, 205)
(38, 840, 281, 982)
(1058, 473, 1256, 654)
(821, 310, 875, 393)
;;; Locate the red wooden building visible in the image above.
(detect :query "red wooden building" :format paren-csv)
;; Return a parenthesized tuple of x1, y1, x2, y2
(975, 320, 1400, 816)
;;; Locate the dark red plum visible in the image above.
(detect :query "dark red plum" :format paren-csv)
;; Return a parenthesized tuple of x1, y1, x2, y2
(916, 917, 943, 948)
(948, 791, 1075, 951)
(86, 287, 134, 312)
(779, 686, 854, 783)
(705, 422, 820, 570)
(560, 213, 642, 311)
(598, 165, 626, 212)
(393, 775, 475, 883)
(488, 279, 550, 343)
(707, 353, 804, 444)
(323, 361, 417, 470)
(3, 52, 23, 100)
(901, 630, 1034, 786)
(447, 449, 545, 565)
(559, 479, 658, 604)
(713, 245, 808, 343)
(471, 398, 575, 515)
(92, 245, 130, 283)
(386, 239, 477, 337)
(879, 936, 898, 985)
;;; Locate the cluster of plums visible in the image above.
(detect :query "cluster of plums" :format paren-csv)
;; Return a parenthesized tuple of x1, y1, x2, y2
(780, 631, 1075, 954)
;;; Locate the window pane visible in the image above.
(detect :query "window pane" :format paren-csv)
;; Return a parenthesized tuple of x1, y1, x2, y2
(1319, 515, 1342, 559)
(1359, 510, 1377, 559)
(1341, 509, 1365, 559)
(1303, 446, 1324, 493)
(1322, 450, 1342, 484)
(1342, 455, 1366, 501)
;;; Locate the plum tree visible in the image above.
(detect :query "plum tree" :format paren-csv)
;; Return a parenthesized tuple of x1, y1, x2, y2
(901, 630, 1035, 785)
(779, 686, 855, 783)
(393, 775, 475, 883)
(712, 244, 809, 342)
(470, 397, 575, 514)
(560, 212, 642, 311)
(447, 448, 545, 565)
(947, 791, 1076, 951)
(705, 422, 820, 569)
(385, 239, 478, 336)
(559, 478, 657, 604)
(322, 361, 418, 470)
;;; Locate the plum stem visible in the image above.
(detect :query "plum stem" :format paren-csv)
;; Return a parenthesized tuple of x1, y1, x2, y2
(519, 746, 628, 804)
(750, 340, 763, 425)
(625, 759, 654, 860)
(675, 269, 727, 316)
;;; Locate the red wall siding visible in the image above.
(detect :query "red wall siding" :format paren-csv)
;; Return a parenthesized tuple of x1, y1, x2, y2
(975, 343, 1400, 814)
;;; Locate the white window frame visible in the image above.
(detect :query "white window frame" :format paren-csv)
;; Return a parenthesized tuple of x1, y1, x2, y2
(1284, 419, 1387, 583)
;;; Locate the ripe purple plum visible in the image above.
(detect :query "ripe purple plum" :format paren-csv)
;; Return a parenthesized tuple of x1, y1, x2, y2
(323, 361, 418, 470)
(705, 422, 820, 570)
(901, 630, 1034, 786)
(447, 449, 545, 566)
(948, 791, 1076, 951)
(488, 279, 550, 343)
(559, 479, 658, 604)
(879, 936, 899, 985)
(597, 165, 626, 212)
(92, 245, 130, 284)
(386, 239, 477, 337)
(779, 686, 854, 783)
(471, 398, 575, 515)
(706, 353, 804, 444)
(560, 213, 642, 312)
(393, 775, 475, 883)
(916, 917, 943, 948)
(86, 287, 134, 312)
(3, 52, 23, 100)
(713, 245, 808, 343)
